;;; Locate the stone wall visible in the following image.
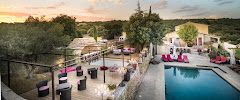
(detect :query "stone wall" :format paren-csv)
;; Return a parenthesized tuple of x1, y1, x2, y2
(116, 52, 152, 100)
(138, 53, 152, 74)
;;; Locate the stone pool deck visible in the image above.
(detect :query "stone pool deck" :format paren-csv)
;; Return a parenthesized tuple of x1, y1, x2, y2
(134, 50, 240, 100)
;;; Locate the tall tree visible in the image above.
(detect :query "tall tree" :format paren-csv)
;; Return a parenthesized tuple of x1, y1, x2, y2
(177, 24, 198, 46)
(52, 14, 77, 39)
(93, 26, 98, 42)
(0, 22, 71, 79)
(103, 20, 124, 39)
(123, 2, 164, 52)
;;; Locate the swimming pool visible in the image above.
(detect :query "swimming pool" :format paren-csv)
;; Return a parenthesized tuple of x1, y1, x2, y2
(165, 66, 240, 100)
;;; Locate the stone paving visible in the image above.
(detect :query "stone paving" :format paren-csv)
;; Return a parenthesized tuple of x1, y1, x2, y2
(134, 49, 240, 100)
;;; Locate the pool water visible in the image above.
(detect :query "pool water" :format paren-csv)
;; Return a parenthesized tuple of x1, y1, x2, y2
(165, 66, 240, 100)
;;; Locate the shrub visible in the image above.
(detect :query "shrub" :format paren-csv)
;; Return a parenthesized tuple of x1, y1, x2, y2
(230, 41, 238, 45)
(217, 48, 230, 57)
(208, 51, 217, 59)
(108, 84, 116, 90)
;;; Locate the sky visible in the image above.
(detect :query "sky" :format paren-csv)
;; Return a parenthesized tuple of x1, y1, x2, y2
(0, 0, 239, 23)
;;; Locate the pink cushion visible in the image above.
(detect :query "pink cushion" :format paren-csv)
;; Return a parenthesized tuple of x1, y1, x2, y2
(210, 60, 216, 62)
(77, 81, 80, 85)
(60, 67, 76, 73)
(78, 69, 83, 72)
(110, 69, 116, 72)
(59, 77, 68, 81)
(215, 61, 222, 64)
(39, 86, 49, 91)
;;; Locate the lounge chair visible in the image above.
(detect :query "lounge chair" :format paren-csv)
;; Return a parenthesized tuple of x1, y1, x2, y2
(77, 76, 87, 91)
(183, 55, 189, 63)
(109, 67, 118, 72)
(162, 55, 168, 62)
(167, 54, 174, 62)
(178, 55, 183, 62)
(59, 85, 72, 100)
(215, 57, 227, 64)
(76, 66, 83, 76)
(210, 56, 221, 63)
(58, 73, 68, 84)
(36, 80, 49, 97)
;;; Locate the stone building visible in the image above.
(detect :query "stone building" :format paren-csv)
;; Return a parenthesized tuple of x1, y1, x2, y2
(164, 22, 221, 48)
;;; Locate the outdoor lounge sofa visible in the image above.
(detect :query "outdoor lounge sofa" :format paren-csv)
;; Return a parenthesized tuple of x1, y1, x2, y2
(183, 55, 189, 63)
(123, 48, 131, 55)
(36, 80, 49, 97)
(162, 55, 168, 62)
(59, 85, 72, 100)
(167, 54, 174, 62)
(77, 76, 87, 91)
(178, 55, 183, 62)
(58, 73, 68, 84)
(113, 49, 121, 55)
(215, 57, 227, 64)
(210, 56, 221, 63)
(60, 67, 76, 73)
(76, 66, 83, 76)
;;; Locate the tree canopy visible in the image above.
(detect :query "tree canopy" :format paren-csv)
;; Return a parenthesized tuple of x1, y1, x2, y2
(0, 15, 71, 79)
(177, 24, 198, 46)
(103, 20, 125, 39)
(123, 2, 164, 52)
(52, 14, 77, 39)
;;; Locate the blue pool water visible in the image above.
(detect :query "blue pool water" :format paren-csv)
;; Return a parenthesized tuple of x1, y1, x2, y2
(165, 66, 240, 100)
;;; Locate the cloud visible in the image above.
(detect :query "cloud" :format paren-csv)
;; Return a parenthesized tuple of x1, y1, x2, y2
(213, 0, 224, 2)
(209, 15, 218, 19)
(151, 1, 168, 10)
(0, 12, 31, 18)
(85, 6, 104, 14)
(88, 0, 122, 5)
(0, 5, 15, 9)
(182, 12, 209, 17)
(218, 1, 234, 5)
(26, 2, 65, 10)
(173, 5, 199, 13)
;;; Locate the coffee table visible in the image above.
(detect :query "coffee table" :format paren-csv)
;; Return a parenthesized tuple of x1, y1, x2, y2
(88, 68, 97, 74)
(56, 83, 70, 95)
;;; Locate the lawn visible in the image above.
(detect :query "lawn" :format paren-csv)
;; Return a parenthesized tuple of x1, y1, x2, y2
(236, 49, 240, 60)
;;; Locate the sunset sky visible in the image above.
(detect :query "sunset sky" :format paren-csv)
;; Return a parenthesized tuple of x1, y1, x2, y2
(0, 0, 239, 23)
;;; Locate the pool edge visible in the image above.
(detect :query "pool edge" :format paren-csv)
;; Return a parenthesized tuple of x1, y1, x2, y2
(163, 64, 240, 93)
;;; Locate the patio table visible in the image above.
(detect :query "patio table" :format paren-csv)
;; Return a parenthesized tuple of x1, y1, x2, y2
(88, 68, 97, 74)
(56, 83, 70, 95)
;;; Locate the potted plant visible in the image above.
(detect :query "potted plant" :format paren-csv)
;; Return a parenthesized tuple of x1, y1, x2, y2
(108, 84, 116, 91)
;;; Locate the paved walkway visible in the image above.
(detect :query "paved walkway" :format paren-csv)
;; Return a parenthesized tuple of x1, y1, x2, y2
(134, 49, 240, 100)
